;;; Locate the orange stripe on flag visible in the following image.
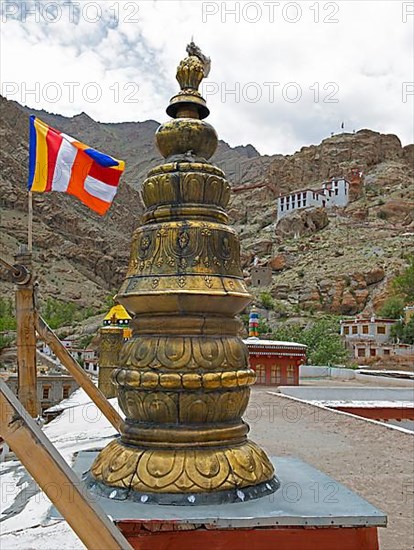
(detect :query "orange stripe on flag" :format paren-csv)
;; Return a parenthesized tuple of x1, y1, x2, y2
(67, 150, 112, 215)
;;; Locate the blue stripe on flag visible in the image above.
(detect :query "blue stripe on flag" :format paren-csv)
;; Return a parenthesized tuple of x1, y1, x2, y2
(84, 148, 119, 168)
(27, 115, 37, 190)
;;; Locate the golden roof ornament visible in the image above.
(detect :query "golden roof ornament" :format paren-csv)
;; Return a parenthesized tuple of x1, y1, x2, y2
(166, 41, 210, 120)
(88, 44, 279, 505)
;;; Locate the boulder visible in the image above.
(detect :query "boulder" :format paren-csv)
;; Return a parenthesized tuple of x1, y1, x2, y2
(275, 208, 329, 239)
(269, 254, 291, 271)
(365, 267, 385, 286)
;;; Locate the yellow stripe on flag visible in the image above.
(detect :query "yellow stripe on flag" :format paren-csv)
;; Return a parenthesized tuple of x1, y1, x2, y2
(32, 118, 49, 192)
(112, 160, 125, 171)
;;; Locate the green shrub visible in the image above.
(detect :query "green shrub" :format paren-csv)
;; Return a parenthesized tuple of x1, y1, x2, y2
(378, 296, 405, 319)
(41, 298, 96, 329)
(259, 292, 274, 310)
(0, 298, 16, 331)
(392, 256, 414, 303)
(0, 333, 14, 351)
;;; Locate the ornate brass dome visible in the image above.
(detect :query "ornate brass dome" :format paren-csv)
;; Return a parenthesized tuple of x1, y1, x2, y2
(88, 43, 279, 505)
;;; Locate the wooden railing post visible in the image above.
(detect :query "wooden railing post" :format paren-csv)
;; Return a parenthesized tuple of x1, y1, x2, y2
(0, 380, 133, 550)
(14, 246, 38, 417)
(35, 314, 123, 433)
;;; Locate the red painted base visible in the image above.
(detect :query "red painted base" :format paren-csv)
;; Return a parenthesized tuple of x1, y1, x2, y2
(116, 522, 379, 550)
(333, 406, 414, 421)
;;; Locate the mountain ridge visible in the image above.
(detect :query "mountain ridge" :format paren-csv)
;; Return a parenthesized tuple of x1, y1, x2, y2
(1, 95, 413, 320)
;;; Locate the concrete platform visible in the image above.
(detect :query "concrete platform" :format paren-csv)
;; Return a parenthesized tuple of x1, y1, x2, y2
(49, 452, 386, 528)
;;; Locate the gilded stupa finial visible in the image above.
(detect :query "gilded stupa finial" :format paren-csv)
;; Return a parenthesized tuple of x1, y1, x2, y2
(166, 42, 211, 120)
(89, 44, 278, 506)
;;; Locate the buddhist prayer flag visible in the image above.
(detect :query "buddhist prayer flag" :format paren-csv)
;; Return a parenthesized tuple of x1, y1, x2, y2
(249, 307, 259, 338)
(27, 116, 125, 215)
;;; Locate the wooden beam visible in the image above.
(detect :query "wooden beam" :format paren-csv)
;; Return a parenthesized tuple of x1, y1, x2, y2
(14, 249, 38, 417)
(0, 379, 133, 550)
(35, 314, 123, 434)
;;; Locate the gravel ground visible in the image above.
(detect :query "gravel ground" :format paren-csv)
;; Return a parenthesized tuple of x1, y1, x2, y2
(247, 387, 414, 550)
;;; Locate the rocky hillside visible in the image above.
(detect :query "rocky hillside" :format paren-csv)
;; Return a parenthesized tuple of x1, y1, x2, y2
(230, 131, 414, 320)
(1, 95, 413, 320)
(0, 95, 276, 309)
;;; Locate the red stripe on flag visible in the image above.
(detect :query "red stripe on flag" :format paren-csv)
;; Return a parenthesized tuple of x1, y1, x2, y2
(45, 127, 63, 191)
(88, 163, 122, 187)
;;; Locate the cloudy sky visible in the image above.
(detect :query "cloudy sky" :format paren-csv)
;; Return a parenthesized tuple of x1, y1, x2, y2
(1, 0, 413, 155)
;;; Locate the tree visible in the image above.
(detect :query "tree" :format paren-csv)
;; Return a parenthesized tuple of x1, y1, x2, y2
(390, 320, 405, 342)
(272, 317, 350, 366)
(392, 256, 414, 303)
(403, 318, 414, 344)
(391, 317, 414, 345)
(379, 297, 405, 319)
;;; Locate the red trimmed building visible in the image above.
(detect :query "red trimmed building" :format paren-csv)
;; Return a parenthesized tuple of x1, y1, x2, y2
(243, 337, 307, 386)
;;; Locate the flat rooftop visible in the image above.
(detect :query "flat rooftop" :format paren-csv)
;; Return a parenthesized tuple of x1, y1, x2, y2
(248, 388, 414, 550)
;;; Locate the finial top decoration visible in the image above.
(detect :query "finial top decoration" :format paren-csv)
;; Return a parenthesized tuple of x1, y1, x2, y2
(186, 41, 211, 78)
(166, 42, 211, 120)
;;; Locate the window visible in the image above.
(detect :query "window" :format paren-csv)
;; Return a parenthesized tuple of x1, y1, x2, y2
(42, 386, 51, 400)
(343, 326, 349, 335)
(62, 385, 70, 399)
(335, 189, 338, 195)
(281, 205, 284, 211)
(357, 348, 365, 358)
(352, 326, 358, 334)
(287, 365, 295, 384)
(383, 349, 391, 356)
(370, 349, 376, 357)
(93, 364, 98, 371)
(303, 192, 306, 199)
(377, 326, 386, 335)
(303, 200, 307, 206)
(362, 325, 369, 334)
(270, 365, 281, 385)
(255, 364, 266, 384)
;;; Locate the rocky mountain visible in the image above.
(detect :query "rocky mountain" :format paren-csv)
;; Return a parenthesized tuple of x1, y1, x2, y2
(0, 95, 276, 309)
(230, 131, 414, 319)
(1, 94, 413, 321)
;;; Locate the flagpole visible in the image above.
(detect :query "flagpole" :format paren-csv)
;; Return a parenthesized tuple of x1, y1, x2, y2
(28, 192, 33, 253)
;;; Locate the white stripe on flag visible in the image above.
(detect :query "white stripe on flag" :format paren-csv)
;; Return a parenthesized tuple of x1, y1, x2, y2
(51, 140, 77, 192)
(84, 175, 118, 203)
(60, 132, 77, 143)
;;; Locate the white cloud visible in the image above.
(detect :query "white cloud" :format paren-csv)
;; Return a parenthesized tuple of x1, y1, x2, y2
(1, 0, 413, 155)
